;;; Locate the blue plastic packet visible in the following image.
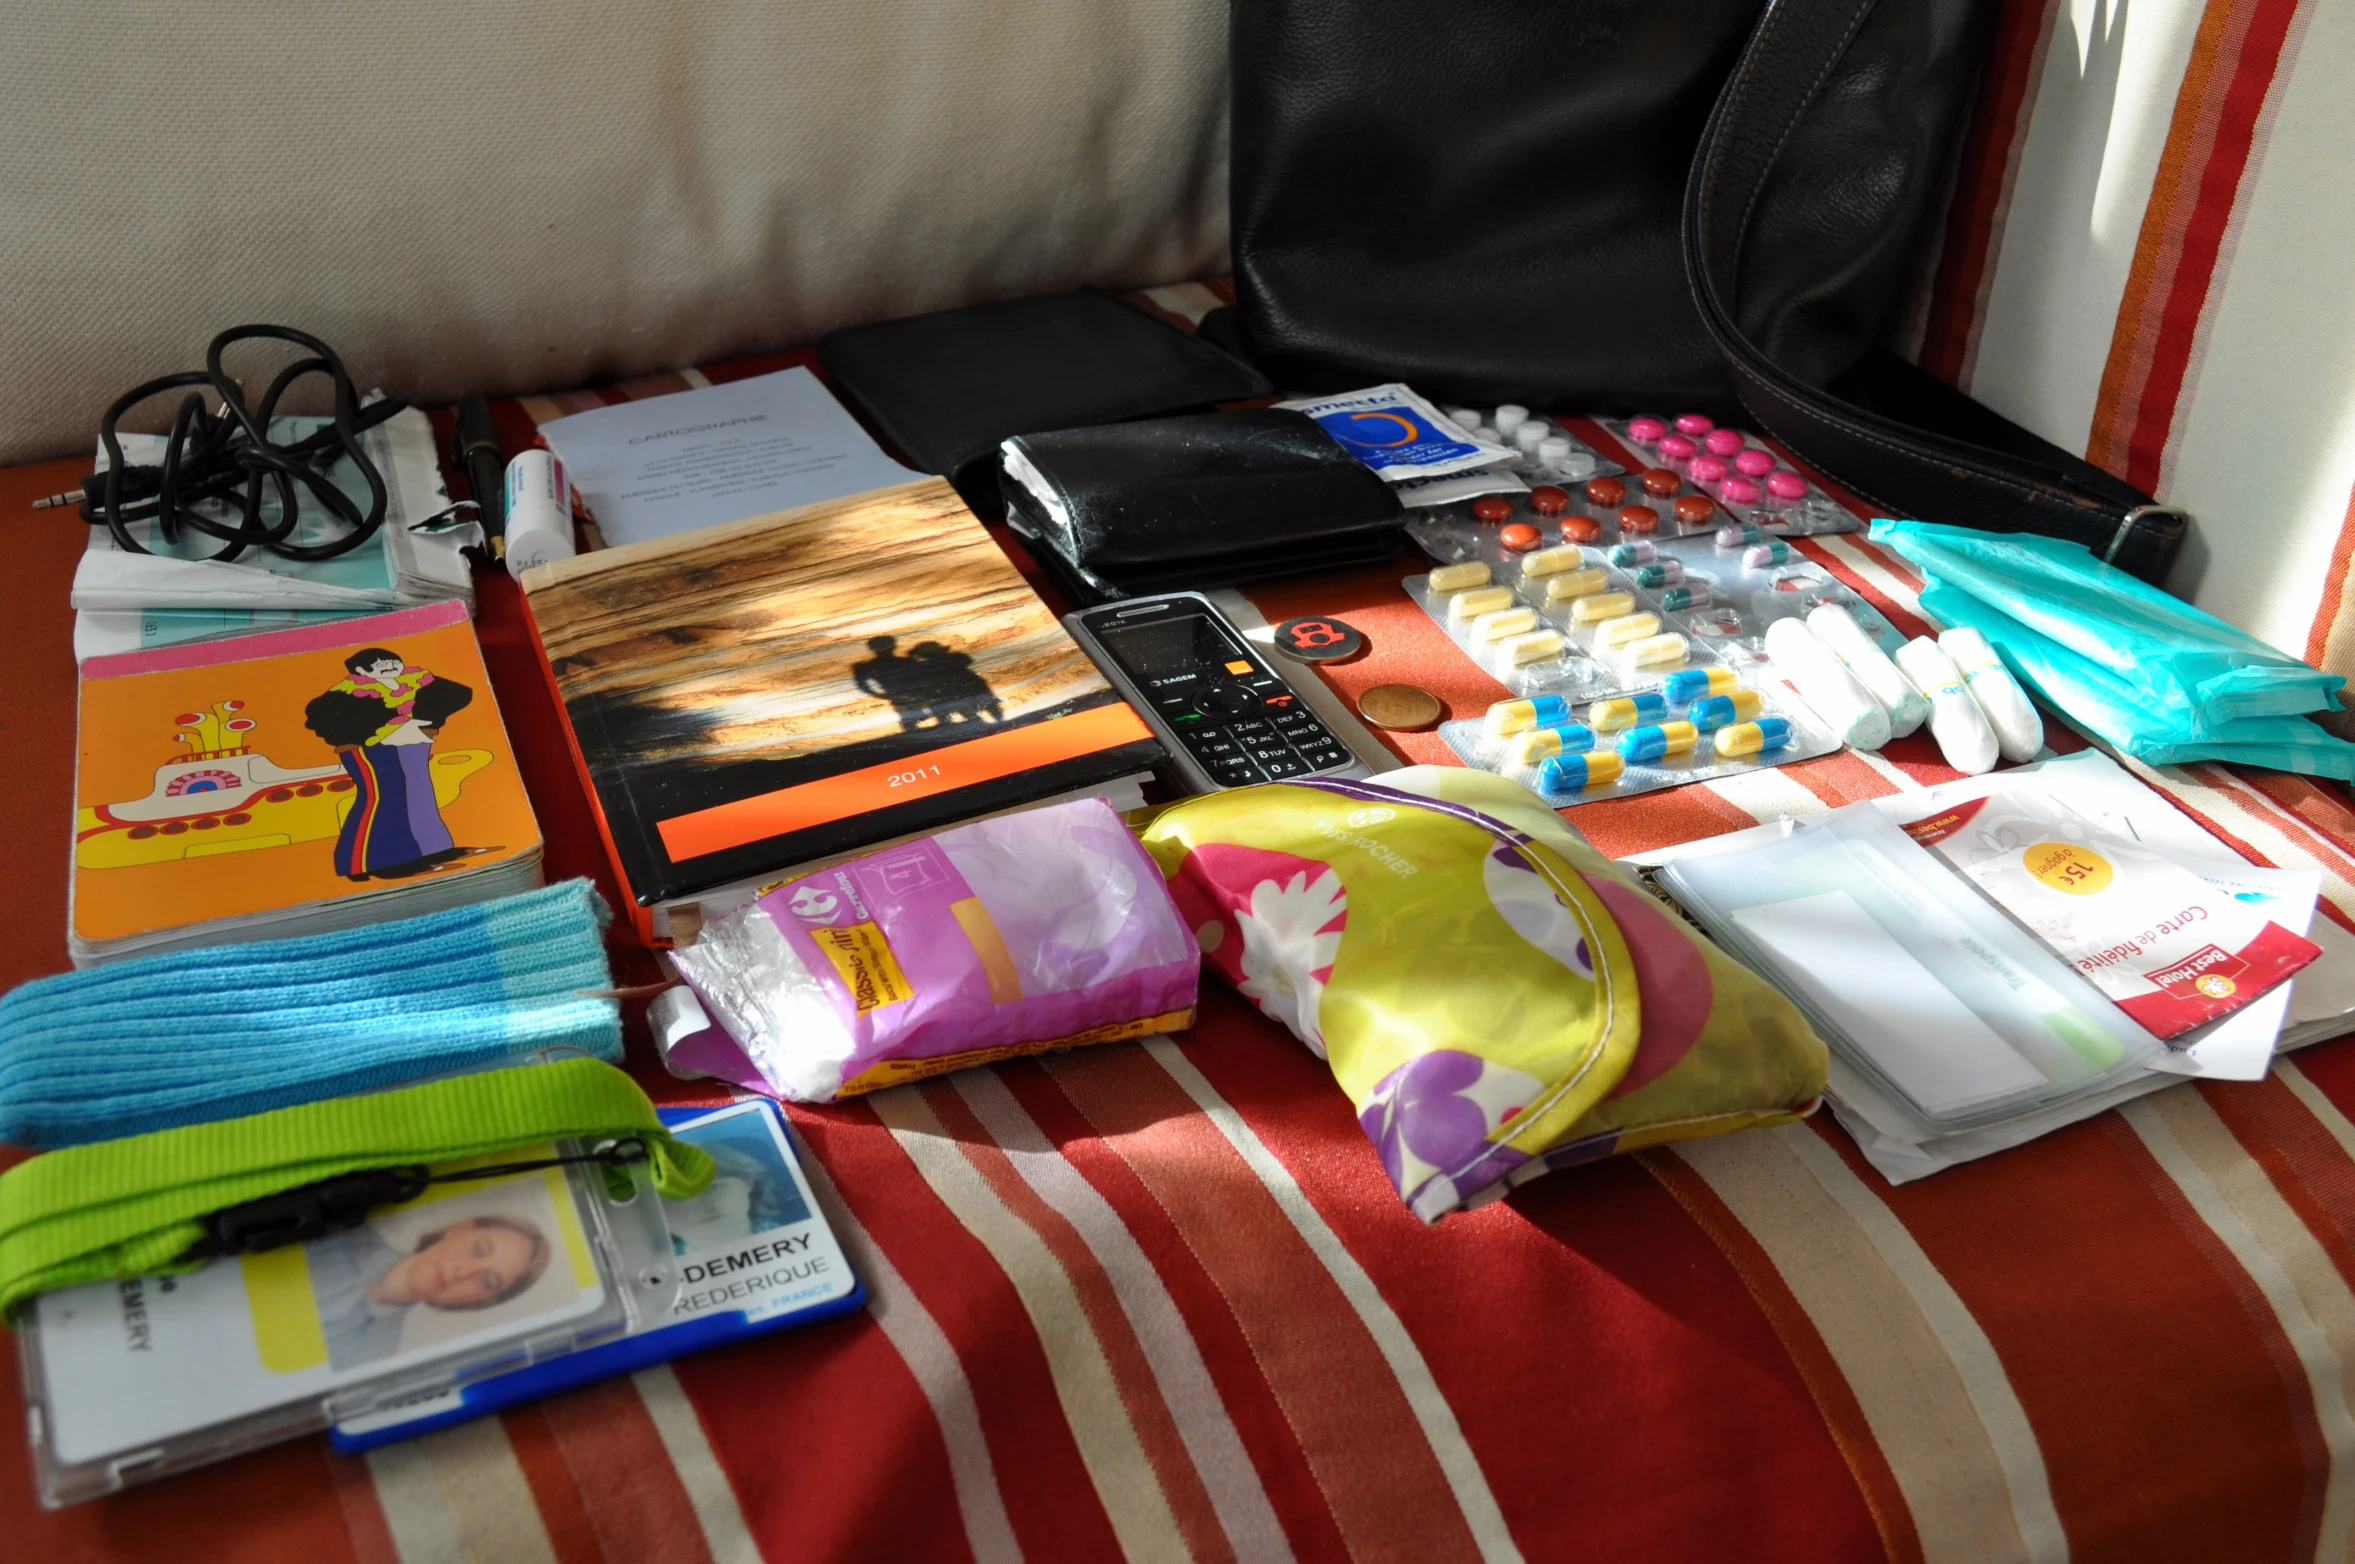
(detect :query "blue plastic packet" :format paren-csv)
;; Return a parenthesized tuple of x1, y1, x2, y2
(1869, 520, 2355, 779)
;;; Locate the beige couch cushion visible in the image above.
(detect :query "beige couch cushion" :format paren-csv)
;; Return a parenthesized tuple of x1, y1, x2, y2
(0, 0, 1230, 463)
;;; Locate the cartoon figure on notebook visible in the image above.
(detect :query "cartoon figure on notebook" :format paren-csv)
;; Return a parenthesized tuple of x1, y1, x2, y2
(305, 1211, 553, 1371)
(853, 634, 1004, 733)
(304, 647, 493, 880)
(79, 698, 481, 872)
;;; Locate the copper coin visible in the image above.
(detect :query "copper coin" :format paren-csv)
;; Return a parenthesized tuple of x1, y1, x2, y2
(1357, 683, 1443, 731)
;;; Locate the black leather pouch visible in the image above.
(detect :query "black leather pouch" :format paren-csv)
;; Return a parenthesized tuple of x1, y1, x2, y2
(817, 290, 1272, 520)
(1000, 409, 1406, 603)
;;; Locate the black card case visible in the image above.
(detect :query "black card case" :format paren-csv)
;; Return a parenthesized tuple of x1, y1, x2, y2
(816, 290, 1273, 519)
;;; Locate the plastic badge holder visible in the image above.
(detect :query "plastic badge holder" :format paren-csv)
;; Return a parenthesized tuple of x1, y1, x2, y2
(21, 1141, 679, 1506)
(1600, 414, 1856, 534)
(1433, 685, 1839, 807)
(1654, 804, 2161, 1139)
(329, 1098, 861, 1453)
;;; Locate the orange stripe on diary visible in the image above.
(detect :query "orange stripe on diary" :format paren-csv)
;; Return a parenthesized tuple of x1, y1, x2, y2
(655, 703, 1152, 862)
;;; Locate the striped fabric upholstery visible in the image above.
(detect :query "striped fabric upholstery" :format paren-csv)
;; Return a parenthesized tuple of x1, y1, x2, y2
(17, 287, 2355, 1556)
(1896, 0, 2355, 675)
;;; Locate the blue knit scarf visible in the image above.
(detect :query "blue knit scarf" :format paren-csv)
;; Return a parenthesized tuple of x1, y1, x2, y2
(0, 879, 624, 1147)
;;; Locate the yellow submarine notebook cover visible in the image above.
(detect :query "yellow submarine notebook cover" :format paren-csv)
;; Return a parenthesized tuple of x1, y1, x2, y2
(73, 600, 541, 947)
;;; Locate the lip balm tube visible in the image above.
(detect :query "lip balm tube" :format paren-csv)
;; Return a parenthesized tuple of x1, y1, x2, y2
(1588, 691, 1669, 732)
(1656, 583, 1714, 612)
(1484, 693, 1572, 738)
(1545, 567, 1611, 603)
(1616, 721, 1700, 763)
(1716, 521, 1763, 549)
(1521, 543, 1585, 577)
(1570, 591, 1636, 623)
(1539, 751, 1626, 792)
(1714, 717, 1794, 758)
(1631, 560, 1685, 589)
(1662, 666, 1739, 704)
(1744, 542, 1791, 568)
(1448, 585, 1516, 622)
(1428, 561, 1491, 592)
(1595, 612, 1663, 649)
(503, 449, 577, 576)
(1687, 689, 1765, 732)
(1513, 722, 1599, 765)
(1605, 540, 1656, 567)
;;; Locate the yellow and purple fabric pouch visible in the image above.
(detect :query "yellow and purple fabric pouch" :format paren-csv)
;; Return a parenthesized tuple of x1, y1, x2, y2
(1133, 767, 1827, 1220)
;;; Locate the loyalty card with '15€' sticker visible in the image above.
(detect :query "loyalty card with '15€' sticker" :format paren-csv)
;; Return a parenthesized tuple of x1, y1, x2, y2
(1903, 790, 2323, 1040)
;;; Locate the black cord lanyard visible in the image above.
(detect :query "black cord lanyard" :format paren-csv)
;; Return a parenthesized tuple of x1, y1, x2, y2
(180, 1137, 652, 1262)
(47, 325, 407, 564)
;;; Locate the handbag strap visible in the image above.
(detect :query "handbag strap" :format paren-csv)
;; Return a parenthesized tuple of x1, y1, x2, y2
(1682, 0, 2189, 584)
(0, 1056, 713, 1317)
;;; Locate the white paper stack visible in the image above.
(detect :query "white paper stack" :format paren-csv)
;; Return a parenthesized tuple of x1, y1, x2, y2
(70, 404, 471, 661)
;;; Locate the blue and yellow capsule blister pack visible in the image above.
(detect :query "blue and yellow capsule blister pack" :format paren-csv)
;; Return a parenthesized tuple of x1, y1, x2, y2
(1438, 667, 1837, 808)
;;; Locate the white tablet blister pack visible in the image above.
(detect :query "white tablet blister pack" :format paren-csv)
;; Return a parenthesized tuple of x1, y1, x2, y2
(1403, 489, 1903, 704)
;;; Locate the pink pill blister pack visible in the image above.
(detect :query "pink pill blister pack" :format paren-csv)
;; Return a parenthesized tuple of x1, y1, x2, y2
(1599, 413, 1855, 534)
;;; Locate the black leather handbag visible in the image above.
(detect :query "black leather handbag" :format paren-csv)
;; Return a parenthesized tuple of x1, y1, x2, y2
(1212, 0, 2187, 583)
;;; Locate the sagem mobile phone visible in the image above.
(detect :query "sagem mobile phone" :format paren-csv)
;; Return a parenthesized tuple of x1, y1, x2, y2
(1064, 592, 1369, 792)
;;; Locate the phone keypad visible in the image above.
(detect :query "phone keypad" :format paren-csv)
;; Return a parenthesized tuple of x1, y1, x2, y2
(1158, 674, 1352, 785)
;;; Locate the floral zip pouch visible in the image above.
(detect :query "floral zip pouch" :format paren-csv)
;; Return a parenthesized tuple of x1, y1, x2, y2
(1132, 767, 1826, 1219)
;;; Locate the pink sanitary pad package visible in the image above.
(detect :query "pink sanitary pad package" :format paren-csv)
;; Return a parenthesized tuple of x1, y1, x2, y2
(664, 799, 1199, 1101)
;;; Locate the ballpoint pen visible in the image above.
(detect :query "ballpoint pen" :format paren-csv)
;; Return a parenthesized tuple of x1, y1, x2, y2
(453, 393, 508, 561)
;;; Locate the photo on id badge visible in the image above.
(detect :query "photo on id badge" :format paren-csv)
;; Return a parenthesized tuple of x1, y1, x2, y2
(248, 1156, 602, 1375)
(665, 1102, 847, 1317)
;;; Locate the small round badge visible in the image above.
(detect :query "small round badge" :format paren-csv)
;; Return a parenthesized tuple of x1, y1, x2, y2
(1271, 615, 1366, 664)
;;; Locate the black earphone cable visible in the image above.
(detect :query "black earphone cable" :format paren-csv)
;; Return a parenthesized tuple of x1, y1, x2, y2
(37, 325, 407, 564)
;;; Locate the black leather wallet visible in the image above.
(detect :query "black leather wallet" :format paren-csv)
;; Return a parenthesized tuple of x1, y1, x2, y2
(1000, 409, 1406, 602)
(816, 290, 1273, 520)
